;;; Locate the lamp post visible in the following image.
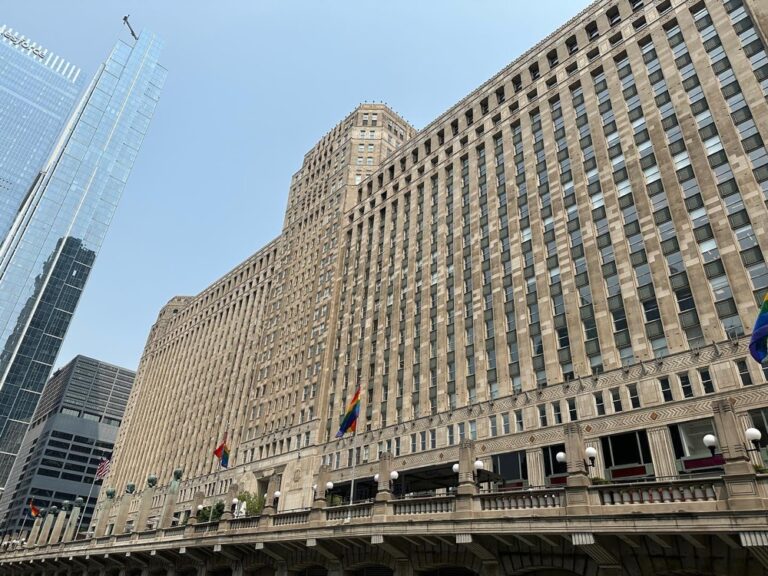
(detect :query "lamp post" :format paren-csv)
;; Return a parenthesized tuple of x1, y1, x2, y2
(745, 428, 763, 453)
(557, 446, 598, 470)
(273, 490, 281, 511)
(389, 470, 399, 496)
(231, 498, 240, 519)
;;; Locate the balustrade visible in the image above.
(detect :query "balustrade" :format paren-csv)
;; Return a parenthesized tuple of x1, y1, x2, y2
(272, 510, 310, 526)
(326, 503, 373, 520)
(597, 478, 720, 505)
(392, 496, 454, 515)
(479, 488, 563, 510)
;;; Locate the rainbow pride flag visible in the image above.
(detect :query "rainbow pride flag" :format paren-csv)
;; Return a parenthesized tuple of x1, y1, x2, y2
(749, 293, 768, 364)
(213, 432, 230, 468)
(336, 386, 361, 438)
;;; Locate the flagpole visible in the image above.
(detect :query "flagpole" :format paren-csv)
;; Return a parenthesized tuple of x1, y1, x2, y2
(347, 389, 362, 519)
(75, 474, 98, 539)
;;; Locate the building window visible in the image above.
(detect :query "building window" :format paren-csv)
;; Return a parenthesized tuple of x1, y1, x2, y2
(539, 405, 548, 427)
(469, 420, 477, 440)
(736, 359, 753, 385)
(567, 398, 578, 421)
(552, 402, 563, 424)
(489, 415, 498, 437)
(627, 384, 641, 409)
(610, 388, 623, 412)
(659, 377, 673, 402)
(679, 373, 694, 398)
(594, 392, 606, 415)
(447, 425, 455, 445)
(699, 369, 715, 394)
(513, 410, 522, 432)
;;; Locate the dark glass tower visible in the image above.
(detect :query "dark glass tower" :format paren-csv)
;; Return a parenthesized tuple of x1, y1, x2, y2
(0, 29, 166, 484)
(0, 355, 135, 535)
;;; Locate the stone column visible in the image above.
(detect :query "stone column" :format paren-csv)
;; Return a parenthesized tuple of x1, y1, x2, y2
(160, 468, 184, 529)
(525, 448, 545, 487)
(712, 399, 764, 510)
(114, 483, 136, 534)
(37, 507, 57, 546)
(48, 503, 69, 544)
(563, 423, 591, 515)
(646, 425, 678, 479)
(456, 439, 477, 496)
(313, 464, 332, 508)
(63, 498, 83, 542)
(262, 473, 281, 515)
(564, 423, 590, 487)
(393, 560, 413, 576)
(375, 453, 393, 502)
(135, 475, 158, 532)
(95, 489, 116, 537)
(27, 516, 43, 546)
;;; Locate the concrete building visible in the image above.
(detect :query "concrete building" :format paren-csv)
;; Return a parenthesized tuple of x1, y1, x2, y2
(0, 28, 165, 484)
(0, 355, 135, 535)
(4, 0, 768, 574)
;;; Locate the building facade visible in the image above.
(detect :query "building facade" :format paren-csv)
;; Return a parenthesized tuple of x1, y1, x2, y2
(16, 0, 768, 572)
(0, 355, 134, 535)
(0, 29, 166, 484)
(0, 24, 83, 242)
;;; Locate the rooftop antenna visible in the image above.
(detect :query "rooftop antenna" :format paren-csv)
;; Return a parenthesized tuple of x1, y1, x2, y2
(122, 15, 138, 40)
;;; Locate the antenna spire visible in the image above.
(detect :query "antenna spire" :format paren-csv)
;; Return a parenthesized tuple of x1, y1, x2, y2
(122, 15, 138, 40)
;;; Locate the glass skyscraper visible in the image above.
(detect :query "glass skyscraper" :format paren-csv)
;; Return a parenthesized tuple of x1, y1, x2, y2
(0, 29, 166, 484)
(0, 25, 84, 243)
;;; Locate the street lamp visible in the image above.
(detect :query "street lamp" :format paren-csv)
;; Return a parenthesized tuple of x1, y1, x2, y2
(703, 434, 718, 457)
(452, 463, 460, 474)
(746, 428, 763, 452)
(556, 447, 598, 468)
(373, 474, 379, 482)
(231, 497, 240, 518)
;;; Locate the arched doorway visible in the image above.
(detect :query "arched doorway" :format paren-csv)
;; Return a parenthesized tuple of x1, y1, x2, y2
(295, 567, 328, 576)
(350, 567, 394, 576)
(419, 568, 477, 576)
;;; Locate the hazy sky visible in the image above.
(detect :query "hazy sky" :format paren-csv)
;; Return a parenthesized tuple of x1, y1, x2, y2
(5, 1, 591, 372)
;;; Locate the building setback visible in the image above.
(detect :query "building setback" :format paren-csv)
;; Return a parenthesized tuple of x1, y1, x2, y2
(104, 0, 768, 534)
(0, 355, 135, 535)
(0, 29, 166, 484)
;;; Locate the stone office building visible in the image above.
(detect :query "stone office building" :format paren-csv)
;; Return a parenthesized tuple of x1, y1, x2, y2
(7, 0, 768, 574)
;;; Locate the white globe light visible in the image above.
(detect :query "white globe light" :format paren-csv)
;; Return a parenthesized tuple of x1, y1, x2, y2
(746, 427, 762, 442)
(312, 484, 317, 491)
(390, 471, 399, 481)
(452, 463, 460, 473)
(473, 459, 484, 471)
(556, 451, 567, 464)
(326, 481, 334, 490)
(197, 504, 204, 511)
(274, 490, 281, 498)
(703, 434, 717, 448)
(232, 498, 239, 505)
(374, 474, 380, 482)
(585, 446, 598, 459)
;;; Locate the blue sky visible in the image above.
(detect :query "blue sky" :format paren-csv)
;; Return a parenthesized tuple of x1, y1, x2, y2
(5, 1, 591, 371)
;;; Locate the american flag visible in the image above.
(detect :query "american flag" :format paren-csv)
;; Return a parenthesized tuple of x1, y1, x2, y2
(95, 458, 110, 480)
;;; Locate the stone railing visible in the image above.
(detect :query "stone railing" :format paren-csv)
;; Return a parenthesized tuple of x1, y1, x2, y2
(326, 502, 373, 520)
(194, 521, 218, 533)
(1, 475, 754, 561)
(230, 516, 261, 529)
(596, 478, 720, 505)
(272, 510, 310, 526)
(479, 488, 564, 510)
(392, 496, 455, 515)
